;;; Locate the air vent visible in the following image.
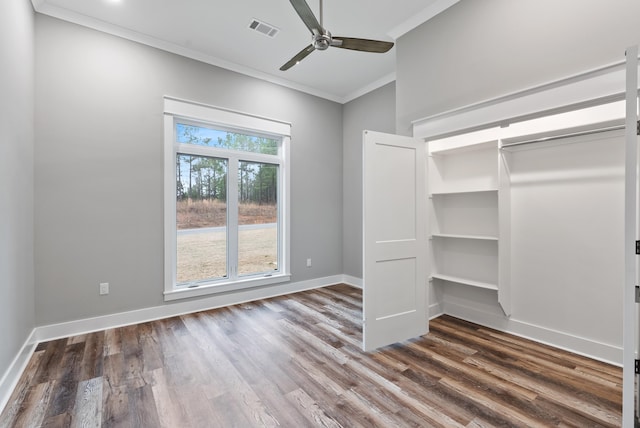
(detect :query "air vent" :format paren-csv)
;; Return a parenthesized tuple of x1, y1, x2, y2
(249, 18, 279, 38)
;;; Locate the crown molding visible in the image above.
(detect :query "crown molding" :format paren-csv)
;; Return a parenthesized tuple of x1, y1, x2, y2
(388, 0, 459, 40)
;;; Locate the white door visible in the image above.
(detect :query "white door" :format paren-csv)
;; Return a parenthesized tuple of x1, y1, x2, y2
(362, 130, 428, 351)
(623, 45, 639, 427)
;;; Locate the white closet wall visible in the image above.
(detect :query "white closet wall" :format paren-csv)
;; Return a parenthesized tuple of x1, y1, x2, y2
(508, 131, 625, 346)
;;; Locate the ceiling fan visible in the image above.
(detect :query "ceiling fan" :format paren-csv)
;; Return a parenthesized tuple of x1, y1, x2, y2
(280, 0, 394, 71)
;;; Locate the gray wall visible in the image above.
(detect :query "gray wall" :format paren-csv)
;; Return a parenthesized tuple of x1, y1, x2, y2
(0, 0, 35, 380)
(396, 0, 640, 134)
(342, 82, 396, 279)
(34, 15, 343, 325)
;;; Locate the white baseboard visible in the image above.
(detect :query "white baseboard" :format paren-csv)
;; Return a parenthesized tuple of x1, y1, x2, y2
(429, 301, 444, 320)
(34, 275, 349, 343)
(442, 300, 622, 367)
(341, 275, 363, 289)
(0, 330, 38, 416)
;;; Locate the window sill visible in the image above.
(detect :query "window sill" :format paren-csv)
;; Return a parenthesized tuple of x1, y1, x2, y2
(163, 273, 291, 302)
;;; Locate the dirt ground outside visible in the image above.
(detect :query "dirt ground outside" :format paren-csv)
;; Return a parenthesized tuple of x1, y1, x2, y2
(177, 227, 277, 283)
(176, 199, 278, 283)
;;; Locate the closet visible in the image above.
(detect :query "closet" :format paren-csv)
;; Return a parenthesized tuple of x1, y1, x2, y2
(424, 102, 627, 333)
(364, 51, 639, 426)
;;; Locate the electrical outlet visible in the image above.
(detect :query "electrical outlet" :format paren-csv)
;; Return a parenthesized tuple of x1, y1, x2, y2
(99, 282, 109, 295)
(306, 258, 312, 268)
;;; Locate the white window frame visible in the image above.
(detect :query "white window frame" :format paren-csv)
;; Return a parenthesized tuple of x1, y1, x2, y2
(163, 97, 291, 301)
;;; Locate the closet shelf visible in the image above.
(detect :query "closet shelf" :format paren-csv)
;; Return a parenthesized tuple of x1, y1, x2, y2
(431, 233, 498, 241)
(429, 140, 498, 156)
(430, 188, 498, 196)
(430, 274, 499, 291)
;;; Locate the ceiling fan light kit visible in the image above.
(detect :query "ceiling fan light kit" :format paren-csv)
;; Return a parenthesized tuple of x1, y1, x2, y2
(280, 0, 394, 71)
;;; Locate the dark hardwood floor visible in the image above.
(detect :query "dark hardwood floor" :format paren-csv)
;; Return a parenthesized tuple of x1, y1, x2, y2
(0, 284, 621, 427)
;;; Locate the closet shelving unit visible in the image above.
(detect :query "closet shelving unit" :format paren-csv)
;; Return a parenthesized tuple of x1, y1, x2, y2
(428, 132, 506, 305)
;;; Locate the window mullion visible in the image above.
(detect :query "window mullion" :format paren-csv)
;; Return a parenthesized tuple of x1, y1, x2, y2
(227, 156, 239, 280)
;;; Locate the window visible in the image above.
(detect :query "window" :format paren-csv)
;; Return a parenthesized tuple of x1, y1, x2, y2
(164, 97, 290, 301)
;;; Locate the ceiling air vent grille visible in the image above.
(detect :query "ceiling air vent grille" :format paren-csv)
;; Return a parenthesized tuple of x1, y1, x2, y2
(249, 19, 279, 38)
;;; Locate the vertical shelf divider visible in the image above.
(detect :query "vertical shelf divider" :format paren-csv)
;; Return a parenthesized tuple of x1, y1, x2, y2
(498, 139, 511, 316)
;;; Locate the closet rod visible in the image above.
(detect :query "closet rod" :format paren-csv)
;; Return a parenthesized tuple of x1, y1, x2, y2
(500, 123, 625, 149)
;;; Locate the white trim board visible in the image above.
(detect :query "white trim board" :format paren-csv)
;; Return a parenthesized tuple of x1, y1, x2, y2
(33, 275, 346, 343)
(388, 0, 460, 40)
(442, 301, 622, 367)
(31, 0, 460, 105)
(349, 278, 613, 364)
(341, 275, 363, 289)
(413, 60, 640, 140)
(0, 331, 38, 418)
(429, 302, 444, 320)
(31, 2, 345, 103)
(622, 45, 638, 428)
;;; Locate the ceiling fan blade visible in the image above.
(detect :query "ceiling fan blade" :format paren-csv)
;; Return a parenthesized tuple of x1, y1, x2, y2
(289, 0, 324, 34)
(280, 44, 316, 71)
(332, 37, 394, 53)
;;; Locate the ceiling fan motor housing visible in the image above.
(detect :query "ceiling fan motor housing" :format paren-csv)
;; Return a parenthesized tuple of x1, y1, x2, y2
(313, 31, 332, 50)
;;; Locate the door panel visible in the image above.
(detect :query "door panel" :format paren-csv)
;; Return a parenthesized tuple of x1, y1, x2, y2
(363, 130, 428, 351)
(623, 45, 638, 427)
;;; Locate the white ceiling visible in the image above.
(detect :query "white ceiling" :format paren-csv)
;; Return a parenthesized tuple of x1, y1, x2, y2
(31, 0, 458, 103)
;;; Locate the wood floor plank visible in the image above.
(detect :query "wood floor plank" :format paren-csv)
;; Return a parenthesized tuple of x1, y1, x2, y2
(72, 377, 102, 428)
(41, 412, 72, 428)
(285, 388, 343, 428)
(127, 384, 161, 428)
(44, 342, 85, 420)
(0, 284, 622, 427)
(245, 377, 311, 427)
(186, 311, 281, 427)
(148, 368, 189, 428)
(209, 392, 255, 428)
(284, 363, 372, 428)
(0, 349, 46, 427)
(435, 319, 619, 403)
(437, 375, 547, 428)
(465, 354, 621, 426)
(80, 331, 104, 382)
(101, 352, 131, 428)
(33, 340, 67, 385)
(10, 381, 54, 428)
(120, 325, 145, 389)
(405, 340, 540, 402)
(101, 384, 130, 428)
(136, 322, 164, 374)
(102, 328, 121, 357)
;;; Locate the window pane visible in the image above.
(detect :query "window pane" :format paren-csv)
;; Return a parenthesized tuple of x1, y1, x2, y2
(238, 161, 278, 276)
(177, 123, 279, 155)
(176, 154, 228, 284)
